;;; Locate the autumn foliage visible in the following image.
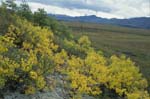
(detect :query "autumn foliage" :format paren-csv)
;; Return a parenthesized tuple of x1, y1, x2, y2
(0, 1, 150, 99)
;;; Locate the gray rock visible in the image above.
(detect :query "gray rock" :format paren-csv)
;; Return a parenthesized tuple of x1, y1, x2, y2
(4, 91, 63, 99)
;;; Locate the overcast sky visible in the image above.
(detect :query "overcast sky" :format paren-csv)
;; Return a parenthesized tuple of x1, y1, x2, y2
(2, 0, 150, 19)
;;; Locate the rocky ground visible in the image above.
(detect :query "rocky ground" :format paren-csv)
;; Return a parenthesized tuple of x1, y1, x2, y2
(4, 92, 62, 99)
(1, 74, 95, 99)
(3, 92, 95, 99)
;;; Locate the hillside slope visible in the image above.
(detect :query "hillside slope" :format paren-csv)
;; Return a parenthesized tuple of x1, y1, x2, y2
(0, 1, 150, 99)
(64, 21, 150, 78)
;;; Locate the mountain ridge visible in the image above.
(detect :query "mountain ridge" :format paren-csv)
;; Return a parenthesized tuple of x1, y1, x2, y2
(48, 14, 150, 29)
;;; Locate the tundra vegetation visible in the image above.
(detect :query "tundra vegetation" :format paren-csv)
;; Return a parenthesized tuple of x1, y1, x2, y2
(0, 1, 149, 99)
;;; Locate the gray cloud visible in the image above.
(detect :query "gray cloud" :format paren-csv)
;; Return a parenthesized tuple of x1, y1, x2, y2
(25, 0, 112, 12)
(2, 0, 150, 18)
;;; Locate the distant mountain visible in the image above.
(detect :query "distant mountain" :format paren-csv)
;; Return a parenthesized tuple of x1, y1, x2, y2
(48, 14, 150, 29)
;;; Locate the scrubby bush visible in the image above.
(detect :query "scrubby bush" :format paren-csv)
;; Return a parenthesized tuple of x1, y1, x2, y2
(0, 17, 58, 94)
(61, 51, 149, 99)
(0, 1, 149, 99)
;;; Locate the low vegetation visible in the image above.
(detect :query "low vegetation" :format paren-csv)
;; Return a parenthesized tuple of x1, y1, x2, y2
(64, 21, 150, 79)
(0, 1, 150, 99)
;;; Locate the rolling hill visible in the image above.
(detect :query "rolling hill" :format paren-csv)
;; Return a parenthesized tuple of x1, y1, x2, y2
(49, 14, 150, 29)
